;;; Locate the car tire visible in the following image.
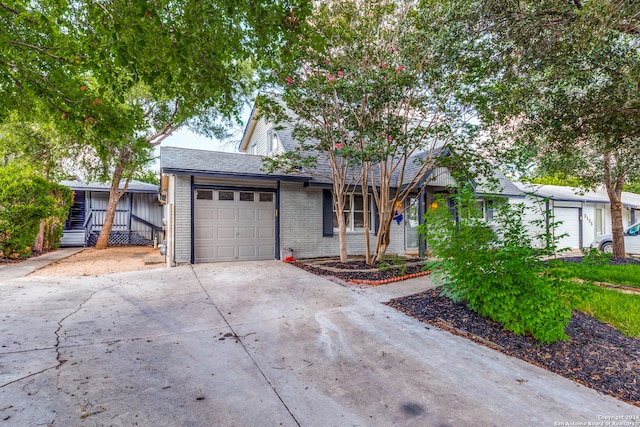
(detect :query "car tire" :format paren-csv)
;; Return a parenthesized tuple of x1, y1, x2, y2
(600, 242, 613, 253)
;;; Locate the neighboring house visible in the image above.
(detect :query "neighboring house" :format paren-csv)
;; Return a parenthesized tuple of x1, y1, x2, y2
(159, 109, 520, 265)
(514, 182, 640, 250)
(60, 180, 163, 247)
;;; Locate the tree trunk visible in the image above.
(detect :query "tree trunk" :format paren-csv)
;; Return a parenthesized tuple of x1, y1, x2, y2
(95, 162, 129, 250)
(361, 165, 372, 265)
(609, 198, 625, 258)
(33, 167, 49, 253)
(33, 221, 45, 253)
(334, 189, 348, 262)
(603, 151, 626, 258)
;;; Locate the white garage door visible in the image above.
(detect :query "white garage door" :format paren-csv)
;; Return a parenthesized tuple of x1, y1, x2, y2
(554, 207, 580, 249)
(194, 189, 275, 262)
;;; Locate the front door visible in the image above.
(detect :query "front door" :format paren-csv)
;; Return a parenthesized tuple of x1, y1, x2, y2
(405, 198, 419, 251)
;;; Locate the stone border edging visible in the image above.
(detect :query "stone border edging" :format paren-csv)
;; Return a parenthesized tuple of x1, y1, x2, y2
(348, 270, 432, 286)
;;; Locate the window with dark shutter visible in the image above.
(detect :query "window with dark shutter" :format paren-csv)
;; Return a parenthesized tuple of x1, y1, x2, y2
(322, 189, 333, 237)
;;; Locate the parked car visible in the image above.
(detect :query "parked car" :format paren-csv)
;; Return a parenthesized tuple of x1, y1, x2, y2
(590, 222, 640, 254)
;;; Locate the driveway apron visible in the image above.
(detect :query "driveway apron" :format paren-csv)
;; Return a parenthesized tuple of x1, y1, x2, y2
(0, 261, 638, 426)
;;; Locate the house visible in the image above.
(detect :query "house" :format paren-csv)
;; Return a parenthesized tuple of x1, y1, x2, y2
(160, 109, 521, 265)
(60, 180, 163, 247)
(513, 182, 640, 250)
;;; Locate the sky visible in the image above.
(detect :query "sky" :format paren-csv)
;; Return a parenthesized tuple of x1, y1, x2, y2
(151, 106, 251, 170)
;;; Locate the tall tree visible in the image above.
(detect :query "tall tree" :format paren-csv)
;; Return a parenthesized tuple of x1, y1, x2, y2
(2, 0, 310, 249)
(470, 0, 640, 258)
(260, 0, 474, 262)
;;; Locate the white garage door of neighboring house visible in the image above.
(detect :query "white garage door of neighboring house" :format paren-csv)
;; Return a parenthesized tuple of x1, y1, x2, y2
(554, 207, 581, 249)
(194, 189, 275, 262)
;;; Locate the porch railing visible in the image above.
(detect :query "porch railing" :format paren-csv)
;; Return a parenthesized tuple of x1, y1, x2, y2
(82, 209, 162, 246)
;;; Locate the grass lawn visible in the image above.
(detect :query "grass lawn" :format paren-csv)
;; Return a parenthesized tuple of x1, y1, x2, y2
(550, 261, 640, 338)
(557, 262, 640, 289)
(576, 285, 640, 338)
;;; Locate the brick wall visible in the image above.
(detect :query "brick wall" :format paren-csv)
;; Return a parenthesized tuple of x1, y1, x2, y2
(279, 182, 405, 259)
(174, 175, 192, 263)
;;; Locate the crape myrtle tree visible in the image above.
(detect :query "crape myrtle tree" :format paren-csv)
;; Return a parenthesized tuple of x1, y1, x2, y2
(2, 0, 310, 249)
(470, 0, 640, 258)
(259, 0, 475, 263)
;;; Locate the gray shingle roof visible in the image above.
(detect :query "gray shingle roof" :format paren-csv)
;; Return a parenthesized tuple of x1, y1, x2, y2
(160, 146, 310, 181)
(60, 179, 158, 193)
(516, 182, 640, 208)
(475, 170, 524, 197)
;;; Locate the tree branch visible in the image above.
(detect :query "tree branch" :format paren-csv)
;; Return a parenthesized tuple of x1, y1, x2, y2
(9, 41, 69, 62)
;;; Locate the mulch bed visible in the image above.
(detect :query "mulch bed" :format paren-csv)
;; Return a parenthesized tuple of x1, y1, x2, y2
(291, 259, 428, 285)
(290, 256, 640, 407)
(386, 288, 640, 407)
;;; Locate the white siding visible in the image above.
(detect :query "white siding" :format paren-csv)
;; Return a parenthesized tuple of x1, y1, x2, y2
(428, 167, 456, 187)
(243, 117, 283, 156)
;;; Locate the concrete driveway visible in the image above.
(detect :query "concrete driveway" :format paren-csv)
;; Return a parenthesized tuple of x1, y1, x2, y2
(0, 261, 638, 426)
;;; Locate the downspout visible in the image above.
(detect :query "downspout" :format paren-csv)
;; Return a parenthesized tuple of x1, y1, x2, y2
(190, 175, 195, 264)
(579, 207, 583, 249)
(166, 174, 176, 268)
(275, 181, 281, 260)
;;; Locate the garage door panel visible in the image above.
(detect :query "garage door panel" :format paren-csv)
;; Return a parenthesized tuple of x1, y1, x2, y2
(258, 227, 274, 239)
(195, 208, 214, 220)
(216, 227, 236, 239)
(237, 227, 256, 239)
(217, 208, 237, 221)
(216, 246, 236, 259)
(195, 189, 275, 262)
(237, 245, 257, 258)
(239, 210, 256, 221)
(258, 245, 275, 257)
(258, 210, 274, 221)
(555, 207, 580, 249)
(198, 227, 214, 239)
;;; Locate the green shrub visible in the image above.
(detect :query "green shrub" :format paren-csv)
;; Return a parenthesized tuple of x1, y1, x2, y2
(390, 254, 408, 276)
(0, 166, 72, 258)
(580, 247, 613, 266)
(419, 186, 583, 343)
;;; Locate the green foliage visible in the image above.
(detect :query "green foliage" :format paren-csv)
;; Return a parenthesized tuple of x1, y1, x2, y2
(580, 248, 613, 267)
(420, 185, 583, 343)
(258, 0, 476, 261)
(390, 254, 408, 276)
(577, 286, 640, 338)
(468, 0, 640, 258)
(0, 166, 71, 258)
(527, 175, 582, 188)
(133, 168, 160, 186)
(553, 261, 640, 290)
(378, 261, 391, 272)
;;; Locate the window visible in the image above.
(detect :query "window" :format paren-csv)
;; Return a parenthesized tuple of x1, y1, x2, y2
(267, 129, 279, 154)
(596, 208, 604, 236)
(249, 143, 257, 155)
(239, 192, 254, 202)
(218, 191, 234, 201)
(333, 195, 373, 232)
(259, 193, 273, 202)
(196, 190, 213, 200)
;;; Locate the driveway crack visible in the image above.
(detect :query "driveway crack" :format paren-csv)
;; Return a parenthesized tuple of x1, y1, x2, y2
(0, 279, 119, 390)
